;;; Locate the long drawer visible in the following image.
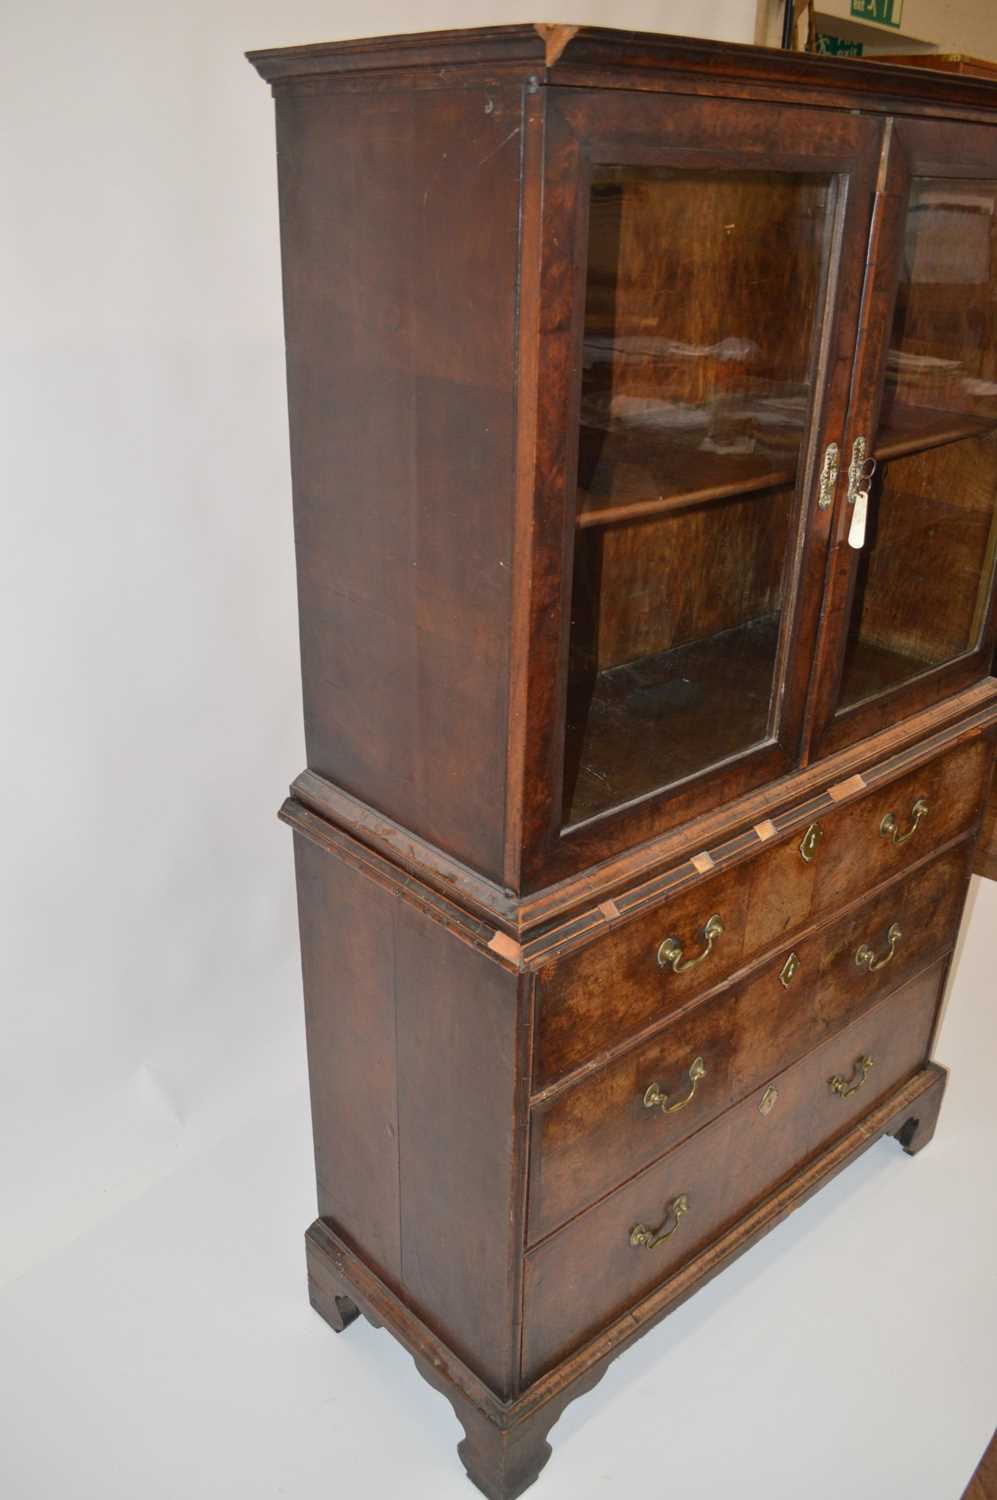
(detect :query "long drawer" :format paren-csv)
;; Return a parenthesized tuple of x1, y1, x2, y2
(527, 842, 969, 1243)
(521, 960, 946, 1383)
(533, 735, 989, 1089)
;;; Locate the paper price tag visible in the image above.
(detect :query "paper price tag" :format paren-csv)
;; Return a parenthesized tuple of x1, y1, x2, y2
(848, 488, 868, 549)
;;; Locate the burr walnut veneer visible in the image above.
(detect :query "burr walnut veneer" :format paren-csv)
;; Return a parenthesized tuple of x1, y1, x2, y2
(249, 26, 997, 1498)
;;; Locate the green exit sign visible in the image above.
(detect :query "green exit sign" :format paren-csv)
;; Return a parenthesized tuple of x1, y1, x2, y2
(817, 32, 864, 55)
(850, 0, 904, 27)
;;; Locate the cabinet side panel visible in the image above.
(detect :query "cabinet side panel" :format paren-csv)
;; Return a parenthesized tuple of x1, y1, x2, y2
(274, 85, 523, 881)
(293, 833, 402, 1283)
(293, 827, 527, 1398)
(394, 902, 527, 1399)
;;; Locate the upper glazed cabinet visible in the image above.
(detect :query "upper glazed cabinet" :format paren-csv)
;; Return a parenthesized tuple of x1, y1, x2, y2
(521, 94, 997, 882)
(260, 36, 997, 898)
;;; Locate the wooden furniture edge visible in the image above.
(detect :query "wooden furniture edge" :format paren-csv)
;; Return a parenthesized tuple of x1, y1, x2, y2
(287, 683, 997, 940)
(290, 768, 522, 927)
(283, 799, 977, 1005)
(974, 759, 997, 880)
(246, 24, 997, 116)
(279, 798, 525, 971)
(306, 1062, 946, 1426)
(247, 22, 550, 82)
(524, 807, 984, 972)
(874, 53, 997, 80)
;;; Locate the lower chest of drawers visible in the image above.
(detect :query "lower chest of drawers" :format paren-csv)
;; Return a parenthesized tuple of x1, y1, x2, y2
(527, 839, 972, 1244)
(522, 958, 948, 1383)
(288, 715, 993, 1421)
(519, 742, 989, 1385)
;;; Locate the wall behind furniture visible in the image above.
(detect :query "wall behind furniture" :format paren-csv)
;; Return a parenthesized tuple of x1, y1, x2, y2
(757, 0, 997, 56)
(0, 0, 758, 1284)
(853, 0, 997, 52)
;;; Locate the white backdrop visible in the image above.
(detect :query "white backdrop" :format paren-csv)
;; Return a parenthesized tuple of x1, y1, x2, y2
(0, 0, 758, 1286)
(2, 6, 994, 1500)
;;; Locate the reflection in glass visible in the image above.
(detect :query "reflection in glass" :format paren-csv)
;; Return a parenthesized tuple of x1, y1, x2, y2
(562, 167, 833, 827)
(839, 177, 997, 711)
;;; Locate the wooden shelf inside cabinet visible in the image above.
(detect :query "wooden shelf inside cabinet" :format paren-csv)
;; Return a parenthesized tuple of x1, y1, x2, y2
(874, 407, 997, 463)
(839, 634, 941, 709)
(564, 614, 780, 827)
(575, 423, 797, 529)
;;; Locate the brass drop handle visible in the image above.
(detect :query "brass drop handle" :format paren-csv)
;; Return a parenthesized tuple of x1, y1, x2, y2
(657, 914, 724, 974)
(829, 1054, 874, 1099)
(880, 797, 928, 846)
(855, 921, 902, 973)
(630, 1194, 689, 1251)
(643, 1057, 706, 1115)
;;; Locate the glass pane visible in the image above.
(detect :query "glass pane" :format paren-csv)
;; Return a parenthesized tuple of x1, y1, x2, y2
(839, 177, 997, 712)
(562, 167, 834, 828)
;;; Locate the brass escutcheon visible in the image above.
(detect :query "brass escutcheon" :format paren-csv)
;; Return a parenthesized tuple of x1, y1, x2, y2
(818, 441, 840, 509)
(630, 1194, 689, 1251)
(800, 822, 823, 863)
(847, 435, 869, 505)
(829, 1054, 874, 1099)
(657, 913, 724, 975)
(779, 952, 801, 989)
(643, 1056, 706, 1115)
(855, 921, 902, 973)
(880, 797, 928, 847)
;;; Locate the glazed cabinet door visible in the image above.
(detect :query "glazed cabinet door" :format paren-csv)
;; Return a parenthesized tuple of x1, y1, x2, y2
(518, 89, 883, 887)
(809, 118, 997, 757)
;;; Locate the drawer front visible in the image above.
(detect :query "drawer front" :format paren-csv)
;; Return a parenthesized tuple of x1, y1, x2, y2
(528, 936, 820, 1245)
(533, 736, 987, 1090)
(534, 838, 815, 1090)
(528, 841, 968, 1243)
(719, 961, 946, 1215)
(814, 843, 970, 1027)
(813, 736, 990, 913)
(522, 962, 944, 1383)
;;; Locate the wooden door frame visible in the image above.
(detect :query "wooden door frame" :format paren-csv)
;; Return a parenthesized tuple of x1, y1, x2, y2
(511, 85, 884, 891)
(806, 116, 997, 763)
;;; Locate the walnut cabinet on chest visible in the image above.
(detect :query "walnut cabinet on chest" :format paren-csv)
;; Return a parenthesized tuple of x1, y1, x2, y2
(249, 27, 997, 1498)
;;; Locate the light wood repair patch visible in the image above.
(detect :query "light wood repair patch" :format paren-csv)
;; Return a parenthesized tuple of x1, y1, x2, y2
(487, 931, 522, 963)
(828, 773, 866, 802)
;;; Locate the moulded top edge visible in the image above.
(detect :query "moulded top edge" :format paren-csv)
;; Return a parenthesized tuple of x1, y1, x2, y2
(246, 21, 997, 112)
(246, 22, 554, 83)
